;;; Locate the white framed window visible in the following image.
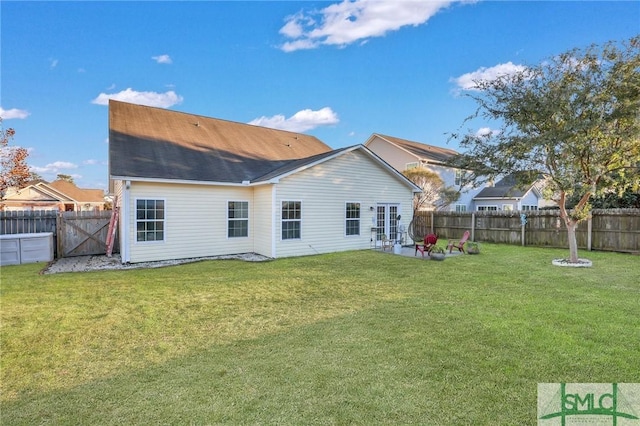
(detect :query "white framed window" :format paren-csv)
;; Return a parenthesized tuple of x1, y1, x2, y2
(405, 162, 419, 170)
(502, 204, 514, 211)
(455, 204, 467, 212)
(345, 202, 360, 236)
(228, 201, 249, 238)
(522, 205, 538, 211)
(136, 199, 165, 242)
(281, 201, 301, 240)
(455, 169, 465, 186)
(477, 205, 498, 211)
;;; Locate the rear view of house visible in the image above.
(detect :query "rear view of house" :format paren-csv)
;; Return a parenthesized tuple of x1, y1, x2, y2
(109, 101, 419, 263)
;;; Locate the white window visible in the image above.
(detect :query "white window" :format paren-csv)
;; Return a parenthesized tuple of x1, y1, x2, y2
(281, 201, 301, 240)
(455, 169, 465, 186)
(502, 204, 514, 211)
(477, 205, 498, 211)
(455, 204, 467, 212)
(136, 199, 165, 242)
(228, 201, 248, 238)
(405, 162, 419, 170)
(345, 202, 360, 236)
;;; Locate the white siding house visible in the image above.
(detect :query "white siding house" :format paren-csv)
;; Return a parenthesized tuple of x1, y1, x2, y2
(364, 134, 485, 212)
(109, 101, 419, 263)
(473, 175, 552, 211)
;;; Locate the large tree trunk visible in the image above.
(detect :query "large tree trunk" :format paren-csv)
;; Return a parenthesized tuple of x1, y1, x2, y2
(566, 220, 580, 263)
(558, 190, 589, 264)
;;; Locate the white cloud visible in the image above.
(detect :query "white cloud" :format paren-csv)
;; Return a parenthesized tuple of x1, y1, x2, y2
(0, 107, 30, 120)
(31, 161, 78, 174)
(249, 107, 339, 132)
(91, 88, 183, 108)
(152, 54, 173, 64)
(452, 62, 527, 91)
(83, 159, 98, 165)
(279, 0, 459, 52)
(475, 127, 500, 137)
(50, 58, 58, 69)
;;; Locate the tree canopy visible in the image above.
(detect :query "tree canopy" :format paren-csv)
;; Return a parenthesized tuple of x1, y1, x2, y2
(402, 167, 459, 212)
(448, 37, 640, 263)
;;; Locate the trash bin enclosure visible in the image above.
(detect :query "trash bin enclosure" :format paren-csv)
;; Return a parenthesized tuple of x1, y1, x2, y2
(0, 232, 54, 266)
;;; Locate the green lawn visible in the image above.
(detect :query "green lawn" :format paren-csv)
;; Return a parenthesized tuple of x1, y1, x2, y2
(1, 244, 638, 425)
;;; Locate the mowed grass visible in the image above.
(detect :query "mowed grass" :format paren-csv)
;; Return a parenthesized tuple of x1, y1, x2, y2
(1, 244, 638, 425)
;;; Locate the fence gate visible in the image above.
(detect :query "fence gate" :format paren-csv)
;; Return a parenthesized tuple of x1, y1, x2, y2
(57, 211, 114, 257)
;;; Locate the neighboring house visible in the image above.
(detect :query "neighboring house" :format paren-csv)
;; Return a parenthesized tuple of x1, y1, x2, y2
(1, 180, 105, 211)
(364, 134, 484, 212)
(473, 175, 552, 211)
(109, 100, 419, 263)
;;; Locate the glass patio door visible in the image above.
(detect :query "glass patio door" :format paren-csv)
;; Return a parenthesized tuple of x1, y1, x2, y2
(376, 204, 399, 245)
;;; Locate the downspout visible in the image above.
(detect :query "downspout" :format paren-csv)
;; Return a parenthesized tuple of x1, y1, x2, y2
(121, 180, 131, 263)
(271, 184, 277, 258)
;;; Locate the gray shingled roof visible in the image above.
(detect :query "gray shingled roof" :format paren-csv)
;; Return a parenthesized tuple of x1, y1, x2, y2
(373, 134, 459, 164)
(109, 100, 333, 184)
(474, 175, 532, 199)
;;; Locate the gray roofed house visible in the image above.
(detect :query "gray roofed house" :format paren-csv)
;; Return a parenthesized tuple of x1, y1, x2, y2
(109, 100, 333, 185)
(473, 175, 550, 211)
(108, 101, 420, 263)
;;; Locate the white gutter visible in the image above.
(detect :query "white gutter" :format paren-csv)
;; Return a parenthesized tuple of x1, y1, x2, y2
(110, 175, 267, 187)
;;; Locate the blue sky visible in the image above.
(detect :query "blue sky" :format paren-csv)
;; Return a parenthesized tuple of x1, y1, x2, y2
(2, 1, 638, 190)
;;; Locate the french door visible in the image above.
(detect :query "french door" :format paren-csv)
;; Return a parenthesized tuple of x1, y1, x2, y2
(376, 204, 400, 245)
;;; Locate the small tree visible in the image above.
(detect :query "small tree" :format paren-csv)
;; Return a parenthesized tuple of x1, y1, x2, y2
(1, 119, 30, 202)
(449, 37, 640, 263)
(403, 167, 459, 212)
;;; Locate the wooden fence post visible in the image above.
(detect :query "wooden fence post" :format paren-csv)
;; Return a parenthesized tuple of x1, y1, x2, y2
(56, 212, 63, 259)
(587, 214, 593, 251)
(430, 211, 434, 234)
(471, 212, 475, 241)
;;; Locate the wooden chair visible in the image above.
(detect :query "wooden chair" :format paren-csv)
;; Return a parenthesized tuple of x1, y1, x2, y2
(448, 230, 470, 253)
(415, 233, 438, 258)
(381, 234, 393, 251)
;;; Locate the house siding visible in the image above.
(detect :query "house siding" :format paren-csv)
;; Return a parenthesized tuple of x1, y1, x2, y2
(125, 182, 255, 263)
(274, 150, 414, 258)
(366, 137, 418, 171)
(253, 184, 275, 258)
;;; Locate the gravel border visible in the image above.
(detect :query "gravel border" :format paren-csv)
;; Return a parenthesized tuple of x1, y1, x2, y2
(42, 253, 271, 274)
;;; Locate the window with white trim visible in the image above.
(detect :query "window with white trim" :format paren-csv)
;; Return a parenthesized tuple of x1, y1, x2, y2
(455, 204, 467, 212)
(228, 201, 248, 238)
(477, 205, 498, 211)
(502, 204, 514, 211)
(136, 199, 165, 242)
(345, 202, 360, 236)
(522, 205, 538, 211)
(405, 162, 419, 170)
(455, 169, 465, 186)
(281, 201, 301, 240)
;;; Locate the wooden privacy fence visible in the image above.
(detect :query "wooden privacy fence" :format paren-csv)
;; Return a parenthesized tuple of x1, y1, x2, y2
(414, 209, 640, 254)
(0, 210, 118, 258)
